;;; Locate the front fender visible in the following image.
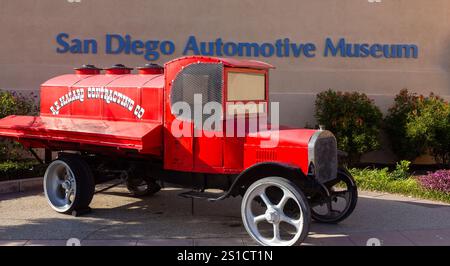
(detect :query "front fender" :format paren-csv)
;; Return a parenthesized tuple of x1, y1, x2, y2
(219, 162, 321, 200)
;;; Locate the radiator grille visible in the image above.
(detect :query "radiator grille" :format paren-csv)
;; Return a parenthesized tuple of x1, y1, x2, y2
(309, 130, 337, 184)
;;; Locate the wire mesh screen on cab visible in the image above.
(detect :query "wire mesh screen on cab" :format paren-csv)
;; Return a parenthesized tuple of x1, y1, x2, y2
(170, 63, 223, 121)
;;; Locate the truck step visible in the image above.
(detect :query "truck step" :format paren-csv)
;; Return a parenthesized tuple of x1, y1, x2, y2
(178, 190, 226, 201)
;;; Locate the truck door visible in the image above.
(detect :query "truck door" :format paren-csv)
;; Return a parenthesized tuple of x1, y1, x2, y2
(164, 62, 224, 172)
(223, 68, 268, 170)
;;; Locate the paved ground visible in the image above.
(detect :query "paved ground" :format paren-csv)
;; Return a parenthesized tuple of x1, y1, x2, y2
(1, 184, 450, 246)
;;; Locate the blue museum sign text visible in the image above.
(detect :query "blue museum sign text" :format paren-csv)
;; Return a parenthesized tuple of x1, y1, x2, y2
(56, 33, 419, 61)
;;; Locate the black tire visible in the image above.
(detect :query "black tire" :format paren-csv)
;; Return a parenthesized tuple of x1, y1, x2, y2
(241, 177, 311, 246)
(311, 169, 358, 224)
(126, 177, 161, 197)
(44, 155, 95, 214)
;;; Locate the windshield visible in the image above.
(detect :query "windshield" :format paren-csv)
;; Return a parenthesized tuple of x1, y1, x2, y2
(227, 72, 265, 101)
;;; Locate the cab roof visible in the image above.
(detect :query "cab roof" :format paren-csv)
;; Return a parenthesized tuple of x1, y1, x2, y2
(165, 56, 275, 70)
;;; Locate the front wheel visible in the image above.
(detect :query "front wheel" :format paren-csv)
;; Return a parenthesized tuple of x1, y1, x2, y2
(44, 156, 95, 214)
(310, 169, 358, 224)
(241, 177, 311, 246)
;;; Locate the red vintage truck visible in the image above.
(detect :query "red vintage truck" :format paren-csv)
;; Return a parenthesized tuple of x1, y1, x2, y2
(0, 56, 357, 246)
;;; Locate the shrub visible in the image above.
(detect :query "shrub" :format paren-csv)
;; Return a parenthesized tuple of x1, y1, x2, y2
(406, 94, 450, 166)
(0, 90, 38, 118)
(0, 90, 39, 160)
(349, 160, 411, 182)
(0, 160, 46, 181)
(390, 160, 411, 180)
(315, 89, 383, 164)
(384, 89, 423, 161)
(418, 170, 450, 193)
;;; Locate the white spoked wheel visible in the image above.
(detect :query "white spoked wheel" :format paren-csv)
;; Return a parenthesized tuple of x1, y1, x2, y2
(241, 177, 310, 246)
(310, 170, 358, 224)
(44, 156, 95, 214)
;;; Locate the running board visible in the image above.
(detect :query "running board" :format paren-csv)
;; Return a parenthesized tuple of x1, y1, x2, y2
(178, 190, 227, 201)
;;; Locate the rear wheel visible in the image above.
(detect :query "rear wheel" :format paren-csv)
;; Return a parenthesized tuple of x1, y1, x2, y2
(241, 177, 311, 246)
(310, 170, 358, 224)
(44, 156, 95, 214)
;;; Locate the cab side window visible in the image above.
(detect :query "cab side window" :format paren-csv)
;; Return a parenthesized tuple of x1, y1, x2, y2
(170, 63, 223, 121)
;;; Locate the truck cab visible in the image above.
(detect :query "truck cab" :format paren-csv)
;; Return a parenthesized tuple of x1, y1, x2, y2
(163, 56, 271, 174)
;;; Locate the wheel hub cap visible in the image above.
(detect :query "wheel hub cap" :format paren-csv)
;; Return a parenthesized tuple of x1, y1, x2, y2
(265, 209, 280, 224)
(61, 180, 71, 190)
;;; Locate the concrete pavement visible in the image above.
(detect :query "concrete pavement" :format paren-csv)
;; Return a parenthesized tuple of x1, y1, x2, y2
(1, 185, 450, 246)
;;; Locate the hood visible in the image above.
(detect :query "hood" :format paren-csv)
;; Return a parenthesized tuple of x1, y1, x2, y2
(245, 127, 318, 148)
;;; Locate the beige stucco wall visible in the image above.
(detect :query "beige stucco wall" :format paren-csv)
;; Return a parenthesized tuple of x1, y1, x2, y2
(0, 0, 449, 163)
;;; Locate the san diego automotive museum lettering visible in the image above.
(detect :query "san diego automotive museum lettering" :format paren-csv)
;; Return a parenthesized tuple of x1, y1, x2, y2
(56, 33, 419, 61)
(49, 87, 145, 119)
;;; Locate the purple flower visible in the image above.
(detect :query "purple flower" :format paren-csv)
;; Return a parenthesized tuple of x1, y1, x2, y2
(418, 170, 450, 193)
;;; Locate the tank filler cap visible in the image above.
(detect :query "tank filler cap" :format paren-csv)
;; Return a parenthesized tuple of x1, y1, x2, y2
(137, 63, 164, 75)
(105, 64, 133, 75)
(74, 64, 102, 75)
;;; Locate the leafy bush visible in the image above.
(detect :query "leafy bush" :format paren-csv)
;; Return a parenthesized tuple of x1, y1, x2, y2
(385, 90, 450, 166)
(384, 89, 423, 161)
(0, 90, 38, 118)
(0, 90, 39, 160)
(349, 160, 411, 182)
(315, 89, 383, 164)
(406, 94, 450, 166)
(390, 160, 411, 180)
(418, 170, 450, 194)
(0, 160, 46, 181)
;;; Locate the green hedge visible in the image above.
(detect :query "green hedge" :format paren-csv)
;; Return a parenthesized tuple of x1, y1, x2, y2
(0, 90, 39, 161)
(0, 160, 46, 181)
(385, 90, 450, 166)
(384, 89, 423, 161)
(315, 89, 449, 167)
(315, 89, 383, 165)
(406, 94, 450, 166)
(0, 90, 38, 118)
